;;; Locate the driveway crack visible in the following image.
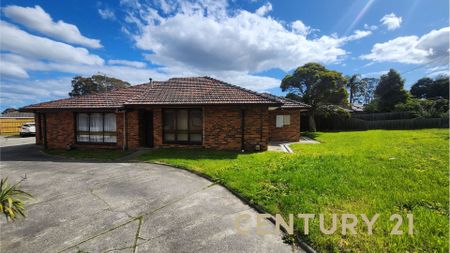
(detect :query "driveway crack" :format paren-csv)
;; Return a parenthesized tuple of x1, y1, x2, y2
(89, 188, 134, 219)
(58, 183, 213, 253)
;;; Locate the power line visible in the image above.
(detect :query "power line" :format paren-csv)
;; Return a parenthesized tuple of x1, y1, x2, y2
(400, 54, 449, 76)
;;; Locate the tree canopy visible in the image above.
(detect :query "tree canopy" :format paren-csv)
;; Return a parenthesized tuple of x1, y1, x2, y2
(69, 75, 131, 97)
(373, 69, 408, 112)
(410, 75, 449, 99)
(281, 63, 348, 131)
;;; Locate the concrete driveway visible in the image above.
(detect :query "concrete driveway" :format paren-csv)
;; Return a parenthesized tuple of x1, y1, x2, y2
(0, 139, 300, 252)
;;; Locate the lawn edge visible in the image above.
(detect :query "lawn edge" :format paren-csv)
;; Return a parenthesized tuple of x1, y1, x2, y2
(142, 160, 317, 253)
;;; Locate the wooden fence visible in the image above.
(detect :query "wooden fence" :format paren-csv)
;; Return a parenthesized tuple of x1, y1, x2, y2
(0, 118, 34, 135)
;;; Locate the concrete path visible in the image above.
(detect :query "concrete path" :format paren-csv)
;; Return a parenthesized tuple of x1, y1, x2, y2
(268, 136, 319, 153)
(0, 140, 301, 252)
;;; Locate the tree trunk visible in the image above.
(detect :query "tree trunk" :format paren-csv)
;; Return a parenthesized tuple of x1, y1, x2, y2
(349, 90, 353, 105)
(308, 112, 316, 132)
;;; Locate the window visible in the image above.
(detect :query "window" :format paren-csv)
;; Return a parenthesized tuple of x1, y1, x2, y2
(163, 109, 202, 144)
(76, 113, 117, 143)
(276, 114, 291, 128)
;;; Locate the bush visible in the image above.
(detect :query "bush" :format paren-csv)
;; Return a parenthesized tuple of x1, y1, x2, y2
(395, 98, 449, 118)
(0, 177, 32, 221)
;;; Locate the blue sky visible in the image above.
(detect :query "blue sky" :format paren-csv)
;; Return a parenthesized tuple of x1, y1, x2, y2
(0, 0, 448, 111)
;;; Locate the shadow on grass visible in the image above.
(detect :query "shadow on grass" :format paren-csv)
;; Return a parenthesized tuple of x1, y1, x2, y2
(138, 148, 239, 161)
(301, 131, 321, 140)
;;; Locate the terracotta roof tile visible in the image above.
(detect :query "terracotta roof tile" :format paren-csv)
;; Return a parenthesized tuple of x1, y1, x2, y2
(260, 93, 310, 109)
(21, 77, 288, 111)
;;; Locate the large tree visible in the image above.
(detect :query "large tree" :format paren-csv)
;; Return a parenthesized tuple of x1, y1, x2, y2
(374, 69, 408, 112)
(361, 77, 379, 104)
(411, 75, 449, 99)
(69, 74, 131, 97)
(281, 63, 348, 131)
(346, 74, 364, 105)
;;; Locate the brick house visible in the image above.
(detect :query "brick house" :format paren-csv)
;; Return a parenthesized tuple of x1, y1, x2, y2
(21, 77, 309, 151)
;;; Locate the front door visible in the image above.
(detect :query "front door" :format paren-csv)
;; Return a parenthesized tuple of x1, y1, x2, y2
(143, 111, 153, 147)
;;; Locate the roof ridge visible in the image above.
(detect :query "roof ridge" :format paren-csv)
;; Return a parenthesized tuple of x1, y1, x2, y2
(202, 76, 281, 104)
(260, 92, 310, 108)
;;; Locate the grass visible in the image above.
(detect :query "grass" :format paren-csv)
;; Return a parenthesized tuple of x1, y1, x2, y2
(46, 149, 131, 160)
(138, 129, 449, 252)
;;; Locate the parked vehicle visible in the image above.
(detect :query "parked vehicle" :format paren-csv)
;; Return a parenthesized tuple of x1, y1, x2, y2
(19, 122, 35, 137)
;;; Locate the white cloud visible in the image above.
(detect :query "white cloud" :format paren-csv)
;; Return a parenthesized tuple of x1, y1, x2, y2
(291, 20, 311, 36)
(2, 5, 102, 48)
(0, 60, 29, 78)
(0, 21, 104, 66)
(98, 8, 116, 20)
(364, 23, 377, 31)
(108, 59, 146, 68)
(123, 0, 371, 81)
(255, 2, 272, 16)
(0, 53, 165, 85)
(0, 77, 73, 108)
(380, 13, 402, 31)
(426, 65, 449, 77)
(361, 70, 388, 78)
(361, 27, 450, 64)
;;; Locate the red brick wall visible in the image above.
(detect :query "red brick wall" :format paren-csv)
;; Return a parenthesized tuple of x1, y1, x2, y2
(44, 111, 75, 149)
(40, 106, 274, 151)
(203, 106, 242, 150)
(153, 108, 163, 147)
(34, 114, 41, 145)
(126, 110, 140, 149)
(269, 109, 301, 142)
(243, 107, 269, 151)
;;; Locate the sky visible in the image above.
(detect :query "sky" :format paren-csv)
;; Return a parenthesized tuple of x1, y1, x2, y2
(0, 0, 449, 111)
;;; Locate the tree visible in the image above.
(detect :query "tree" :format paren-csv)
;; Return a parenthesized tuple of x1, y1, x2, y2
(1, 108, 17, 114)
(410, 75, 449, 99)
(345, 74, 365, 105)
(361, 77, 379, 104)
(410, 77, 433, 98)
(430, 75, 449, 99)
(69, 75, 131, 97)
(374, 69, 408, 112)
(281, 63, 348, 131)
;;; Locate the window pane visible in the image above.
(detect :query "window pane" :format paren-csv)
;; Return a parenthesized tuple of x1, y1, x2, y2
(283, 115, 291, 125)
(164, 133, 175, 141)
(90, 113, 103, 142)
(190, 133, 202, 142)
(77, 113, 89, 142)
(276, 115, 284, 128)
(104, 113, 116, 131)
(177, 110, 188, 130)
(163, 110, 175, 130)
(77, 113, 89, 131)
(190, 110, 202, 131)
(177, 133, 188, 141)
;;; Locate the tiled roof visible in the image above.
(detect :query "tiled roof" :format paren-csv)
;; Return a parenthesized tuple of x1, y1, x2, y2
(0, 111, 34, 118)
(125, 77, 279, 105)
(21, 77, 292, 111)
(260, 93, 310, 109)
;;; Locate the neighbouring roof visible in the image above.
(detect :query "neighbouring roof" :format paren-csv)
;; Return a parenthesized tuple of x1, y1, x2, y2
(0, 111, 34, 118)
(260, 93, 310, 109)
(21, 77, 309, 111)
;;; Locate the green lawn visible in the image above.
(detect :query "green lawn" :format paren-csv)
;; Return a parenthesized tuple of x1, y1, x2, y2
(46, 149, 130, 160)
(138, 129, 449, 252)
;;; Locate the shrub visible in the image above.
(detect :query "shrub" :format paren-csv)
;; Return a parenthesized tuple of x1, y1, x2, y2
(0, 177, 32, 221)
